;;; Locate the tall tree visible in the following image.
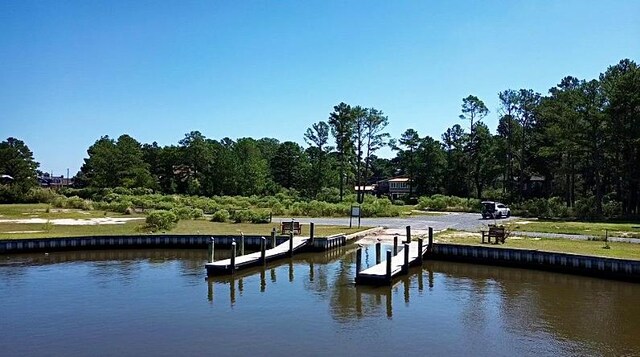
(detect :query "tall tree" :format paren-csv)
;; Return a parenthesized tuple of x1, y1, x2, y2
(328, 102, 354, 201)
(394, 129, 420, 198)
(304, 121, 332, 197)
(459, 95, 489, 198)
(0, 137, 39, 202)
(362, 108, 390, 201)
(351, 106, 368, 203)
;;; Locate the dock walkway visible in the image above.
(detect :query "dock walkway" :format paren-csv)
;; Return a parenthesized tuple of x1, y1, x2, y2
(206, 236, 308, 275)
(355, 241, 428, 285)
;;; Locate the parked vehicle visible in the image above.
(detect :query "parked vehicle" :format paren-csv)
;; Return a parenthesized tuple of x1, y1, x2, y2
(481, 201, 511, 219)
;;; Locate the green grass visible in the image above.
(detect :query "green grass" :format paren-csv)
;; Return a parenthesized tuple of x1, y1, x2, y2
(436, 230, 640, 260)
(505, 219, 640, 238)
(0, 218, 369, 240)
(0, 203, 143, 219)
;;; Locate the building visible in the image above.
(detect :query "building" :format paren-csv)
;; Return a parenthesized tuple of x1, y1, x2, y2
(38, 173, 73, 189)
(376, 177, 415, 200)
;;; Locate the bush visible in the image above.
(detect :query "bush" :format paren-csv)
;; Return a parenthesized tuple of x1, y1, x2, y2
(211, 209, 230, 222)
(145, 210, 178, 231)
(24, 187, 60, 203)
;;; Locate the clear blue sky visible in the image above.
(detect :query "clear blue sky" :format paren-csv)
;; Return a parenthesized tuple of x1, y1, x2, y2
(1, 0, 638, 176)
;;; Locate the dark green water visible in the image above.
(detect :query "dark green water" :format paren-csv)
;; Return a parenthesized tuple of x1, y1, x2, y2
(1, 244, 639, 357)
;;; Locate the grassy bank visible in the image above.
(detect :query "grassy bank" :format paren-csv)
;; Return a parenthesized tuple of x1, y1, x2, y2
(436, 230, 640, 260)
(0, 218, 369, 240)
(505, 219, 640, 238)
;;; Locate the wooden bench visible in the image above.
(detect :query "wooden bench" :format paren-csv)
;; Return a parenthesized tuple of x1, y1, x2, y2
(481, 225, 509, 244)
(281, 221, 302, 235)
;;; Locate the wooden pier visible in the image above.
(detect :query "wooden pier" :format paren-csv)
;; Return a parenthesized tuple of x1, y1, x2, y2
(206, 236, 308, 275)
(355, 226, 433, 285)
(205, 223, 348, 276)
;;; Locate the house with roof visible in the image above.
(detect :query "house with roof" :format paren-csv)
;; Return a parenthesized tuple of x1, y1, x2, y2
(376, 177, 416, 200)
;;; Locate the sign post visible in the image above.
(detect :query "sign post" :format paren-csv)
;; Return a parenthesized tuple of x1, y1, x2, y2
(350, 205, 361, 228)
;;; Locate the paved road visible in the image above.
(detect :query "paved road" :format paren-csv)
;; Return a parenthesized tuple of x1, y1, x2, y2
(278, 212, 518, 232)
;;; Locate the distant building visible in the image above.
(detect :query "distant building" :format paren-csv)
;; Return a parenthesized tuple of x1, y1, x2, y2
(376, 177, 416, 200)
(38, 173, 73, 189)
(354, 185, 376, 196)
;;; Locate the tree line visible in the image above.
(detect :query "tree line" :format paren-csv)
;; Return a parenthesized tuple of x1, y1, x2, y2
(1, 59, 638, 217)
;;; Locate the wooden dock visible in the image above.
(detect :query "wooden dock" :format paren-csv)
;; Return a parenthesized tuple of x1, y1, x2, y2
(206, 236, 308, 275)
(355, 227, 433, 285)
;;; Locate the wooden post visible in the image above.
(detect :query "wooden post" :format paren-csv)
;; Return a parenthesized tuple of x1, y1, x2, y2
(230, 242, 236, 274)
(271, 228, 276, 248)
(310, 222, 315, 245)
(386, 250, 392, 281)
(428, 227, 433, 252)
(240, 233, 245, 256)
(208, 237, 215, 263)
(403, 242, 409, 273)
(418, 238, 423, 263)
(260, 236, 266, 264)
(406, 225, 411, 243)
(289, 232, 294, 257)
(393, 235, 398, 256)
(375, 242, 381, 264)
(356, 247, 362, 279)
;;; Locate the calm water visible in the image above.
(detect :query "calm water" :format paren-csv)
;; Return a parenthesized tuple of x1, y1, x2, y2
(1, 244, 639, 357)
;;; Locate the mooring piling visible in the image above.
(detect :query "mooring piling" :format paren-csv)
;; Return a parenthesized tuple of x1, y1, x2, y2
(230, 241, 236, 273)
(310, 222, 315, 244)
(403, 243, 409, 273)
(240, 233, 245, 256)
(393, 235, 398, 255)
(289, 232, 294, 257)
(260, 236, 266, 264)
(386, 250, 392, 280)
(208, 237, 215, 263)
(356, 247, 362, 279)
(375, 242, 381, 265)
(428, 227, 433, 252)
(271, 228, 276, 249)
(418, 238, 423, 263)
(406, 225, 411, 243)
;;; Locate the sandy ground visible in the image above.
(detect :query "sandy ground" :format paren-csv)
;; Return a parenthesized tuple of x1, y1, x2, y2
(0, 217, 144, 225)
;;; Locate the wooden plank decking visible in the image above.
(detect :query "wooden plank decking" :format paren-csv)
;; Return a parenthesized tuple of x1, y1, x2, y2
(355, 240, 429, 285)
(205, 236, 308, 275)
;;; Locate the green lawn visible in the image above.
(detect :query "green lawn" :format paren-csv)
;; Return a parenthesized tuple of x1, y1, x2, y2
(436, 230, 640, 260)
(0, 203, 143, 219)
(505, 219, 640, 238)
(0, 218, 369, 240)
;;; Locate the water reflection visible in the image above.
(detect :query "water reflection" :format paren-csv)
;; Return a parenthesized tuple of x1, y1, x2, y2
(2, 245, 640, 356)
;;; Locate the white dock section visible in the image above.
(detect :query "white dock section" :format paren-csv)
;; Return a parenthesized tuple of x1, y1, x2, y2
(355, 240, 429, 285)
(206, 236, 308, 275)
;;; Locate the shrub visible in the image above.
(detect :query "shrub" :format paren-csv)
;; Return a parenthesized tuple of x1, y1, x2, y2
(145, 210, 178, 231)
(211, 209, 230, 222)
(24, 187, 60, 203)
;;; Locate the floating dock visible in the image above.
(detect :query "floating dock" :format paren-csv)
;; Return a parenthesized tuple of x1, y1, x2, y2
(355, 227, 433, 286)
(205, 232, 347, 276)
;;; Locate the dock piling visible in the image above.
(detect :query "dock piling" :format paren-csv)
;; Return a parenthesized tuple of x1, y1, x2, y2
(418, 238, 423, 263)
(393, 235, 398, 256)
(208, 237, 215, 263)
(403, 243, 409, 273)
(428, 227, 433, 252)
(375, 242, 381, 264)
(356, 248, 362, 278)
(310, 222, 315, 245)
(271, 228, 276, 248)
(289, 232, 294, 257)
(386, 251, 392, 281)
(406, 226, 411, 243)
(260, 236, 266, 264)
(230, 242, 236, 273)
(240, 233, 245, 256)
